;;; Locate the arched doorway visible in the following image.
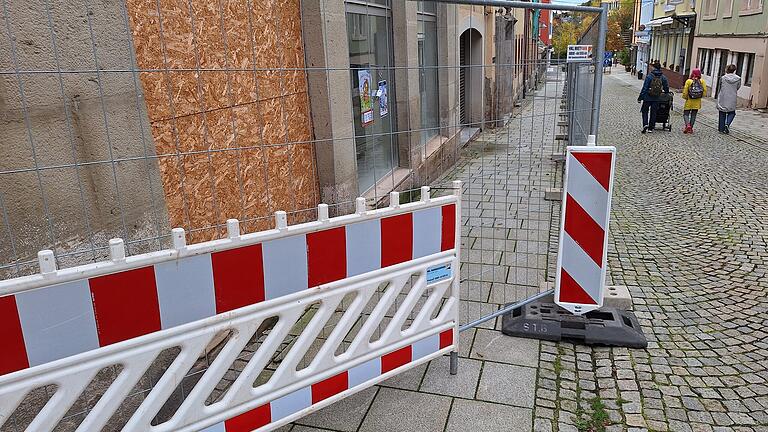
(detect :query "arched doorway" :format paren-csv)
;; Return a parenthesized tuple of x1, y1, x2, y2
(459, 28, 483, 128)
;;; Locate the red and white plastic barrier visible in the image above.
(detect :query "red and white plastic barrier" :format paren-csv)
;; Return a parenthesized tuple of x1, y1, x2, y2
(555, 146, 616, 315)
(208, 329, 454, 432)
(0, 185, 461, 432)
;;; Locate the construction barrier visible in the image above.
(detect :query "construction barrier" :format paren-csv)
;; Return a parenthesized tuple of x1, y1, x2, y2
(554, 146, 616, 315)
(0, 186, 460, 432)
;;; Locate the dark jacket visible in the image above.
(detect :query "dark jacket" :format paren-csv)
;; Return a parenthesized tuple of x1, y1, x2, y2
(638, 69, 670, 102)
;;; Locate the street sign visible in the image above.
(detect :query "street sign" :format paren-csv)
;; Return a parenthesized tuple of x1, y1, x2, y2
(567, 45, 593, 63)
(603, 51, 613, 67)
(555, 146, 616, 315)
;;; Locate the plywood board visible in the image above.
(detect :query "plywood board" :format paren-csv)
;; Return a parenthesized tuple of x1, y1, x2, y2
(127, 0, 319, 243)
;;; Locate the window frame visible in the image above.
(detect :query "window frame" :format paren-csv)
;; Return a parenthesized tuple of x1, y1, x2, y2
(739, 0, 764, 14)
(744, 53, 755, 86)
(736, 52, 745, 79)
(723, 0, 734, 16)
(703, 0, 720, 18)
(417, 2, 440, 148)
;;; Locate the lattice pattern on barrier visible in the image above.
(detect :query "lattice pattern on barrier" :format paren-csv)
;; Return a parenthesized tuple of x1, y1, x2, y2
(0, 189, 460, 432)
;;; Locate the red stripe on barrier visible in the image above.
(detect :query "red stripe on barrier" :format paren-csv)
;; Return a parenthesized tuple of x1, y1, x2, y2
(559, 269, 598, 305)
(381, 345, 413, 374)
(307, 227, 347, 287)
(572, 152, 613, 191)
(381, 213, 413, 267)
(0, 295, 29, 375)
(212, 245, 265, 313)
(439, 329, 454, 350)
(564, 194, 605, 267)
(89, 267, 161, 346)
(312, 370, 349, 404)
(224, 403, 271, 432)
(440, 204, 456, 252)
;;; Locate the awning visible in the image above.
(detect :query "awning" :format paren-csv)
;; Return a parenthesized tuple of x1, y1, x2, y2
(647, 17, 673, 27)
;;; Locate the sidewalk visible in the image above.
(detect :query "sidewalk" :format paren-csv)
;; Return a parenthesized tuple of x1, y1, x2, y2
(610, 69, 768, 145)
(282, 71, 565, 432)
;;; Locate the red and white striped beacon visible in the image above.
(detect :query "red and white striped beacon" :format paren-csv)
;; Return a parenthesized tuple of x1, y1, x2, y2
(555, 142, 616, 315)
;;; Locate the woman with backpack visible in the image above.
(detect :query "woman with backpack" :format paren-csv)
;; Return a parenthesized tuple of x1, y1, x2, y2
(681, 68, 706, 134)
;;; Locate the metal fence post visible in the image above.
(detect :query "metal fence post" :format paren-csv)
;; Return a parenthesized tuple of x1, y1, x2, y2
(590, 2, 609, 137)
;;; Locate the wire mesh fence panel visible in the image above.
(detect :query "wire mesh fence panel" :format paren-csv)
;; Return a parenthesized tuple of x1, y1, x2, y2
(566, 15, 599, 146)
(0, 0, 603, 429)
(433, 56, 567, 330)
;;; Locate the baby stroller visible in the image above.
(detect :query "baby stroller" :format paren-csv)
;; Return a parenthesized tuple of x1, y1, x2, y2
(655, 92, 673, 131)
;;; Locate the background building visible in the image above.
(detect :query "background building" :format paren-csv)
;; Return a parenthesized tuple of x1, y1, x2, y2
(632, 0, 655, 75)
(692, 0, 767, 108)
(647, 0, 697, 88)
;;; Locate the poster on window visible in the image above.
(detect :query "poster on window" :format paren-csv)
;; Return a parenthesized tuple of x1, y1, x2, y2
(358, 69, 374, 126)
(377, 80, 388, 118)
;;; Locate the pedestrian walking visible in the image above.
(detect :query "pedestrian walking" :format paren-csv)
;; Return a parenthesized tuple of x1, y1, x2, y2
(638, 61, 669, 133)
(681, 68, 706, 134)
(716, 64, 741, 134)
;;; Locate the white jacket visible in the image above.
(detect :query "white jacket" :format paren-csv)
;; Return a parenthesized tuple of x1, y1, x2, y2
(717, 73, 742, 112)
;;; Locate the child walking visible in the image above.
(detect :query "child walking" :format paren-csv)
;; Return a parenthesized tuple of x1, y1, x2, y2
(681, 68, 706, 134)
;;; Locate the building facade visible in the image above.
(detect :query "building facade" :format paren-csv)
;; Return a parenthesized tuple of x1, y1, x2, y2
(632, 0, 655, 75)
(647, 0, 697, 88)
(692, 0, 767, 108)
(0, 1, 546, 275)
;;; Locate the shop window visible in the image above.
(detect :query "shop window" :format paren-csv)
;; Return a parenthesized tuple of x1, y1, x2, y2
(345, 1, 399, 194)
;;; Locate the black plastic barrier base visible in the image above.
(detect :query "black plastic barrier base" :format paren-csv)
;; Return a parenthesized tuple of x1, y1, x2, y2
(501, 301, 648, 349)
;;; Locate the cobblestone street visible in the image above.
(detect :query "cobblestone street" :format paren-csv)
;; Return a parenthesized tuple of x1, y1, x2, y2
(545, 72, 768, 432)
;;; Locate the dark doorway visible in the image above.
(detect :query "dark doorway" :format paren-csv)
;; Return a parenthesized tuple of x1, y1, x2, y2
(459, 28, 483, 128)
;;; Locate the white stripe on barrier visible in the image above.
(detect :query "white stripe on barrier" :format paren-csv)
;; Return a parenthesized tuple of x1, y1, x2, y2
(348, 357, 381, 388)
(345, 220, 382, 277)
(16, 280, 99, 367)
(560, 233, 602, 303)
(263, 235, 309, 300)
(155, 254, 216, 329)
(412, 207, 442, 259)
(565, 153, 609, 229)
(271, 386, 312, 422)
(201, 423, 226, 432)
(412, 333, 440, 361)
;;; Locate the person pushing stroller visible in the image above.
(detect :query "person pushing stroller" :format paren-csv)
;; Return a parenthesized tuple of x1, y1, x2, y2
(637, 61, 669, 133)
